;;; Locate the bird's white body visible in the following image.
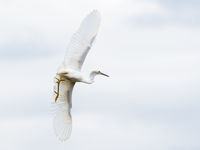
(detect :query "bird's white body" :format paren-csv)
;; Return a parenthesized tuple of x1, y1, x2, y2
(52, 10, 108, 141)
(57, 68, 95, 83)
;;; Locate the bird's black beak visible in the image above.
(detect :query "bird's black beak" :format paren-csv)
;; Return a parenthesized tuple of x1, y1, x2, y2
(99, 71, 109, 77)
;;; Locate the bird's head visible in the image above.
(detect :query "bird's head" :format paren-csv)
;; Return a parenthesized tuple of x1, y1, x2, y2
(88, 70, 109, 83)
(90, 70, 109, 78)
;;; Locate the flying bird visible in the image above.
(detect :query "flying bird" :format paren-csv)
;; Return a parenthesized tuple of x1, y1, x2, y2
(52, 10, 109, 141)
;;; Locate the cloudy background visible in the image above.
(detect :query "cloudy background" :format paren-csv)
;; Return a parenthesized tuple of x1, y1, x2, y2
(0, 0, 200, 149)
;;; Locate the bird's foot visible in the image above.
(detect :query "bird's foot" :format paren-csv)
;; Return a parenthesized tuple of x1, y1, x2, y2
(54, 78, 64, 102)
(55, 78, 64, 83)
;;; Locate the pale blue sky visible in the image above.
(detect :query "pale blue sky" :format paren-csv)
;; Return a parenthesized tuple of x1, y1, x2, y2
(0, 0, 200, 149)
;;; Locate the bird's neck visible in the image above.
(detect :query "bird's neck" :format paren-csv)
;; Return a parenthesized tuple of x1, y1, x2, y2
(81, 71, 98, 84)
(90, 71, 98, 81)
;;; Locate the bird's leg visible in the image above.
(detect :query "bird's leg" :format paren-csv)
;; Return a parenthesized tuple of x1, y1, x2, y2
(54, 78, 64, 102)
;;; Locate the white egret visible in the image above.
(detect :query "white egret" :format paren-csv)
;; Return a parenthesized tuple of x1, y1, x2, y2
(52, 10, 109, 141)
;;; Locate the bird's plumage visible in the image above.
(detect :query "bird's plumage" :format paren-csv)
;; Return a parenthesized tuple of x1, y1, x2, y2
(63, 10, 101, 71)
(53, 10, 101, 141)
(53, 78, 75, 141)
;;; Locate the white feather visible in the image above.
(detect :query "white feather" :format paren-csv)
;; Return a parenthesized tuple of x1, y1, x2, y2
(53, 79, 74, 141)
(63, 10, 101, 71)
(52, 10, 102, 141)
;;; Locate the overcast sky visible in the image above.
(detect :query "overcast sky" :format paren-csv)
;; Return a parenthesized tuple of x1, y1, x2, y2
(0, 0, 200, 150)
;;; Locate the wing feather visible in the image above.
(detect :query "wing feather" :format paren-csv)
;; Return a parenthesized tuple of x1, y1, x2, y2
(53, 79, 75, 141)
(64, 10, 101, 70)
(53, 10, 101, 141)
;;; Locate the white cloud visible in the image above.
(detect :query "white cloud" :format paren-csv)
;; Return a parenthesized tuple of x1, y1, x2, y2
(0, 0, 200, 149)
(130, 0, 200, 28)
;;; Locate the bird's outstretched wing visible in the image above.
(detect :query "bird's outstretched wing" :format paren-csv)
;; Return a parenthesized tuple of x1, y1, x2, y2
(64, 10, 101, 71)
(52, 78, 75, 141)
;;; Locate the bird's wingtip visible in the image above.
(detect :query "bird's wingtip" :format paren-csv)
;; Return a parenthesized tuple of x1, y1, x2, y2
(91, 9, 100, 14)
(89, 9, 101, 18)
